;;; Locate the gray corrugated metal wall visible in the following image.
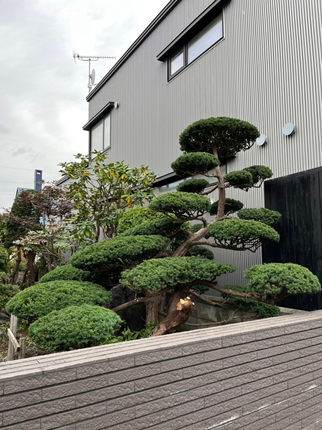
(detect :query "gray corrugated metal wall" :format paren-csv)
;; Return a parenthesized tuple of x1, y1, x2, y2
(86, 0, 322, 285)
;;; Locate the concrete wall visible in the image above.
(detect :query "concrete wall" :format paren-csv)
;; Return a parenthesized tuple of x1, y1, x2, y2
(1, 311, 322, 429)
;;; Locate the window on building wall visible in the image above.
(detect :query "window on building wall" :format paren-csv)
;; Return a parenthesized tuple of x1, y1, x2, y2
(168, 14, 223, 80)
(90, 114, 111, 152)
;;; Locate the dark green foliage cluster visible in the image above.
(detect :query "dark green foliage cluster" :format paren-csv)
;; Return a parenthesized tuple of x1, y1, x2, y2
(120, 217, 183, 238)
(0, 248, 9, 272)
(222, 285, 280, 318)
(0, 283, 20, 311)
(28, 304, 122, 353)
(121, 256, 235, 293)
(5, 280, 112, 321)
(177, 179, 209, 194)
(3, 190, 39, 249)
(225, 170, 253, 187)
(118, 207, 166, 234)
(149, 192, 211, 220)
(103, 322, 155, 344)
(244, 263, 321, 300)
(179, 117, 260, 161)
(244, 165, 273, 184)
(171, 153, 219, 178)
(188, 246, 214, 260)
(238, 208, 281, 225)
(70, 235, 170, 273)
(189, 223, 204, 234)
(210, 198, 244, 216)
(225, 166, 273, 190)
(38, 264, 91, 283)
(208, 219, 280, 250)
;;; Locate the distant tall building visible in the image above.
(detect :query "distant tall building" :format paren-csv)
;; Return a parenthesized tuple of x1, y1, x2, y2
(34, 170, 42, 191)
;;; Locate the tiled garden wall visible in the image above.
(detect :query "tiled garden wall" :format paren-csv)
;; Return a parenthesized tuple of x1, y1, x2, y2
(1, 311, 322, 429)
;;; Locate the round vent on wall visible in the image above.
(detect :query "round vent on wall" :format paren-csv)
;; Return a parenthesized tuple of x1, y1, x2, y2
(256, 134, 267, 146)
(283, 122, 295, 136)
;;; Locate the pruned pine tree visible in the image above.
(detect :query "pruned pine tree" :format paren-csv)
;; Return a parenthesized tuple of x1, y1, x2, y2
(27, 117, 320, 345)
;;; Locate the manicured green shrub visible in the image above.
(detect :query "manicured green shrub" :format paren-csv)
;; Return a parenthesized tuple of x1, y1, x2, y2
(208, 219, 280, 250)
(243, 165, 273, 184)
(225, 170, 253, 187)
(177, 179, 209, 194)
(179, 117, 260, 161)
(210, 198, 244, 216)
(171, 153, 220, 178)
(121, 257, 235, 293)
(149, 192, 211, 220)
(28, 304, 122, 352)
(120, 217, 183, 238)
(69, 235, 170, 273)
(238, 208, 281, 225)
(38, 264, 91, 283)
(188, 246, 214, 260)
(5, 280, 112, 321)
(244, 263, 321, 303)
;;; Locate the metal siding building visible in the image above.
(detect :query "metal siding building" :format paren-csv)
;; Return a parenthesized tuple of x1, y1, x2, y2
(84, 0, 322, 285)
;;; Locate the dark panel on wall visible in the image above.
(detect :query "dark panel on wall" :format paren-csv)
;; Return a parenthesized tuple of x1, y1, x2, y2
(263, 167, 322, 311)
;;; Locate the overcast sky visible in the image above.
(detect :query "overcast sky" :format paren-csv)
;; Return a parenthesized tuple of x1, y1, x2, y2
(0, 0, 169, 211)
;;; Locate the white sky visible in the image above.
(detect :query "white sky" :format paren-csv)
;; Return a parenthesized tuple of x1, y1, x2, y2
(0, 0, 170, 211)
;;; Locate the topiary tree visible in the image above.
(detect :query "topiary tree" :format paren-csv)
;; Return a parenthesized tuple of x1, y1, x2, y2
(28, 304, 122, 352)
(59, 117, 320, 338)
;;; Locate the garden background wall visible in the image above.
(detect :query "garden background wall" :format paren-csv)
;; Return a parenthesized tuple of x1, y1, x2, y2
(1, 311, 322, 430)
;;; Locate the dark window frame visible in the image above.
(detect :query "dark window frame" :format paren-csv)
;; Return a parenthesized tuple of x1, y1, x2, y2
(90, 113, 111, 154)
(167, 12, 223, 80)
(83, 101, 116, 155)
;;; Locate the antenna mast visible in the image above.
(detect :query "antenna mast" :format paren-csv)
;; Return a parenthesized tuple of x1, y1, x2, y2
(73, 52, 116, 93)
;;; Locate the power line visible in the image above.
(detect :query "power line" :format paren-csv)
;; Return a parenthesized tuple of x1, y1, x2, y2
(0, 165, 58, 174)
(0, 181, 33, 185)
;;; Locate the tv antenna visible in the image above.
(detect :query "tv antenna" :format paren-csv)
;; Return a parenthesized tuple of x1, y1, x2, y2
(73, 51, 116, 93)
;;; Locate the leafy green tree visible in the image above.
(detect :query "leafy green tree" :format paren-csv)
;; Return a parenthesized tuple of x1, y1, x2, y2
(59, 151, 156, 242)
(1, 185, 73, 286)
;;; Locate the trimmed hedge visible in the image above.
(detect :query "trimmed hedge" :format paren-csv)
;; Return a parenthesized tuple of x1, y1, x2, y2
(5, 280, 112, 321)
(121, 256, 235, 293)
(38, 264, 91, 283)
(149, 192, 211, 220)
(179, 117, 260, 161)
(28, 304, 122, 352)
(210, 198, 244, 216)
(177, 179, 209, 194)
(244, 263, 321, 300)
(238, 208, 281, 225)
(208, 219, 280, 250)
(171, 153, 219, 178)
(69, 235, 170, 273)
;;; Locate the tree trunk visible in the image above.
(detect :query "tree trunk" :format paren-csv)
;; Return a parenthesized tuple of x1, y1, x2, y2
(27, 251, 36, 287)
(151, 297, 195, 336)
(145, 296, 160, 326)
(10, 248, 22, 284)
(213, 148, 226, 219)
